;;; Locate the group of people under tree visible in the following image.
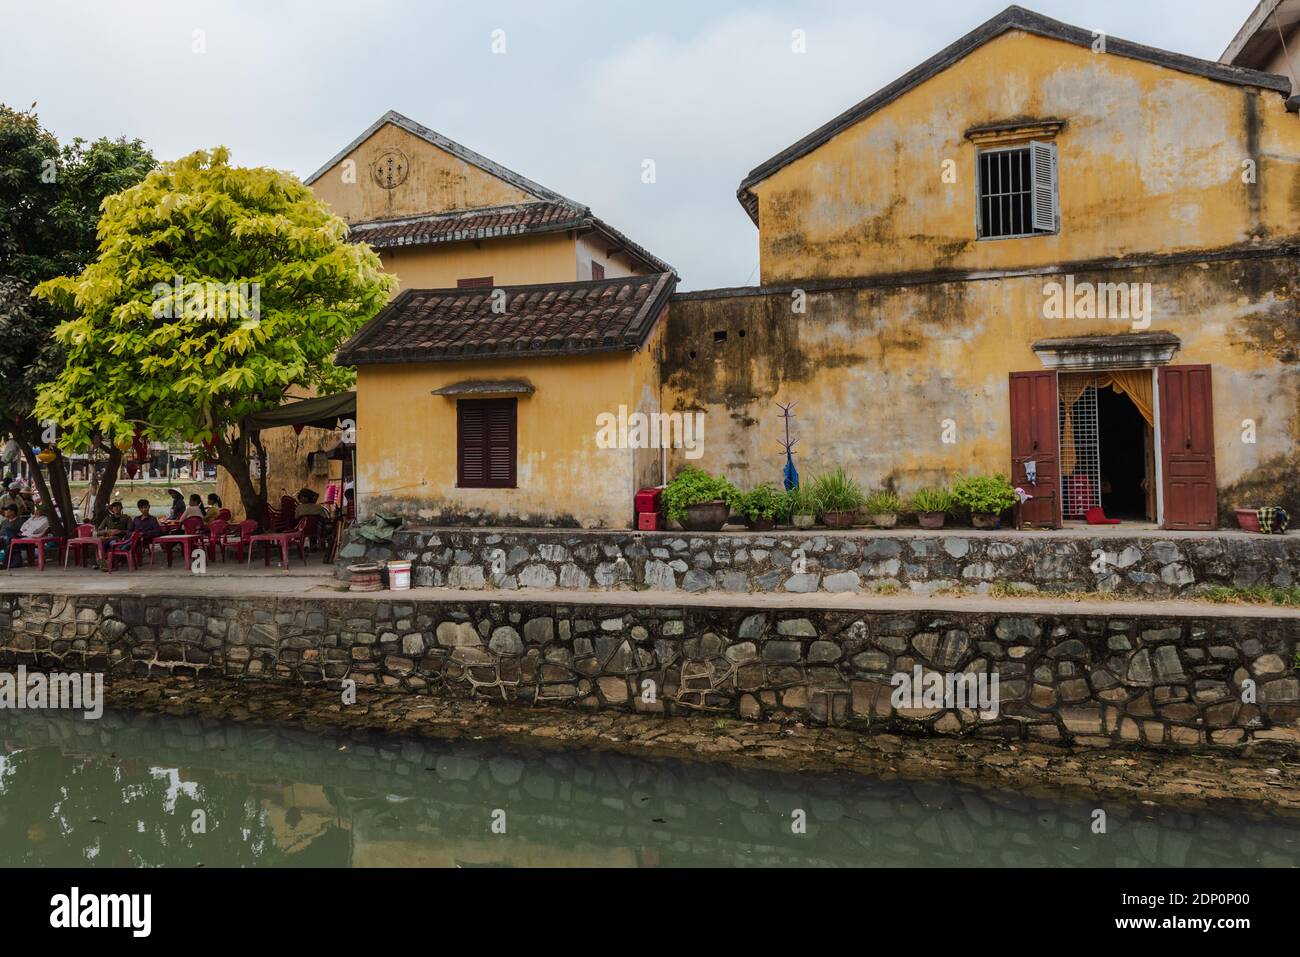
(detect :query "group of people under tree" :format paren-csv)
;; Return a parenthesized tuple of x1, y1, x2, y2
(0, 475, 352, 570)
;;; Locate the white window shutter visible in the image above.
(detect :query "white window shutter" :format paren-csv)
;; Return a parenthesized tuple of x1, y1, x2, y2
(1029, 140, 1058, 232)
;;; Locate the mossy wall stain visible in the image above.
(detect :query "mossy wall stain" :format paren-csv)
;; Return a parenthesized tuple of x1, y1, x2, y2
(753, 31, 1300, 285)
(663, 255, 1300, 513)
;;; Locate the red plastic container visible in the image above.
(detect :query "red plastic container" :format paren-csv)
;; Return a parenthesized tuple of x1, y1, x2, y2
(637, 511, 664, 531)
(634, 488, 662, 513)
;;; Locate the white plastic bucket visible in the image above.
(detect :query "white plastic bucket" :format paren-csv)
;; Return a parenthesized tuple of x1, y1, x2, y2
(387, 560, 412, 590)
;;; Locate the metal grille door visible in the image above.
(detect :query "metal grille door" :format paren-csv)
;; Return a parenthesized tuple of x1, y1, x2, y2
(1059, 375, 1100, 519)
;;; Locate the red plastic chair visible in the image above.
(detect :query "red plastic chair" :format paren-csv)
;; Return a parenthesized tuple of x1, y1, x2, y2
(63, 523, 104, 568)
(222, 519, 259, 562)
(247, 517, 309, 569)
(217, 508, 232, 522)
(277, 496, 298, 531)
(205, 519, 229, 561)
(298, 515, 322, 551)
(5, 534, 63, 571)
(106, 532, 143, 573)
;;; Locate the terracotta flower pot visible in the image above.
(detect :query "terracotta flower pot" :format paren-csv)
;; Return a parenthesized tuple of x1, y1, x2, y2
(918, 512, 946, 530)
(1235, 508, 1261, 533)
(684, 501, 729, 532)
(870, 514, 899, 529)
(746, 516, 776, 531)
(822, 510, 857, 529)
(971, 512, 1000, 530)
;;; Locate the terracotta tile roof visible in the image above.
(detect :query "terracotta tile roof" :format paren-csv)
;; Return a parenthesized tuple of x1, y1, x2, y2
(347, 201, 588, 249)
(336, 273, 678, 365)
(347, 201, 675, 275)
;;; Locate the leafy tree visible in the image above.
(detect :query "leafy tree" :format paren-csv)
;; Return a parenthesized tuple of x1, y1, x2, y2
(34, 146, 394, 522)
(0, 103, 155, 531)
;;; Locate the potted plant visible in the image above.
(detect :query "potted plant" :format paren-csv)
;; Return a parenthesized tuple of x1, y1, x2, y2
(735, 483, 787, 531)
(785, 484, 819, 529)
(662, 467, 738, 532)
(811, 467, 866, 529)
(863, 490, 904, 528)
(909, 487, 954, 530)
(952, 474, 1018, 530)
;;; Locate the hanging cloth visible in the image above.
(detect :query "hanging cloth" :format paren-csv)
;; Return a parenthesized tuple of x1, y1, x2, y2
(1098, 370, 1155, 427)
(1057, 375, 1093, 476)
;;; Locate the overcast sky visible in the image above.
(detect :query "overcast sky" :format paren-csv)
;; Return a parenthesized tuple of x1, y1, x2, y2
(1, 0, 1263, 290)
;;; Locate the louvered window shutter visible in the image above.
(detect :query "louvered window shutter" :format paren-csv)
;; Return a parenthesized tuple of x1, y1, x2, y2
(458, 399, 516, 488)
(1029, 140, 1059, 233)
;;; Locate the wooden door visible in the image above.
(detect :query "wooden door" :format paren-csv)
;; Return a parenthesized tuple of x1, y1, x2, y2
(1009, 371, 1062, 528)
(1158, 365, 1217, 530)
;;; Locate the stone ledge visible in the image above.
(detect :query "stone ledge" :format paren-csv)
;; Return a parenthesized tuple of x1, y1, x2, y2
(336, 526, 1300, 599)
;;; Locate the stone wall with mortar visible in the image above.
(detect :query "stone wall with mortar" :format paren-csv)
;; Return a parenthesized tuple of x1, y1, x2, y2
(2, 591, 1297, 751)
(338, 527, 1300, 598)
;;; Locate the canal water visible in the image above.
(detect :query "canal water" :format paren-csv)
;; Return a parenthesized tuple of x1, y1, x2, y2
(0, 710, 1297, 867)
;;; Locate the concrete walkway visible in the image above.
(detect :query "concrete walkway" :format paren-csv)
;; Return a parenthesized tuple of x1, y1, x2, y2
(2, 563, 1298, 618)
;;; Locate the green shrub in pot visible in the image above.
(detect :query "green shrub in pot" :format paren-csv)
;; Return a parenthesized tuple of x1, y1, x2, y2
(810, 467, 866, 528)
(734, 483, 788, 528)
(662, 467, 738, 524)
(952, 474, 1017, 528)
(863, 490, 904, 528)
(784, 484, 819, 528)
(909, 487, 954, 529)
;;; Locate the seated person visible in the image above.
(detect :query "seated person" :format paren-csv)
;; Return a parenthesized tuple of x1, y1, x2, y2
(19, 505, 50, 539)
(180, 493, 206, 522)
(95, 500, 131, 542)
(0, 504, 22, 565)
(204, 493, 223, 523)
(110, 500, 161, 552)
(5, 505, 52, 567)
(165, 488, 185, 522)
(293, 488, 332, 521)
(1, 481, 30, 517)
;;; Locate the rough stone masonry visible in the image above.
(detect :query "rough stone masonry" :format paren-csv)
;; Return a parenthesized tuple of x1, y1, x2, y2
(336, 527, 1300, 598)
(0, 591, 1296, 752)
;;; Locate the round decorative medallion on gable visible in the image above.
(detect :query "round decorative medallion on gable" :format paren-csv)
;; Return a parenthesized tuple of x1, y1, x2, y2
(371, 148, 409, 190)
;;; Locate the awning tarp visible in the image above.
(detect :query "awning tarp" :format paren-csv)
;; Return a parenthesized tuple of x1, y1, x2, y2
(244, 392, 356, 431)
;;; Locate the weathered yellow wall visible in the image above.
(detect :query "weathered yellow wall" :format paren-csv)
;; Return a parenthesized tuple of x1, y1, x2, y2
(310, 121, 536, 224)
(754, 30, 1300, 283)
(376, 233, 579, 293)
(356, 353, 644, 528)
(663, 253, 1300, 520)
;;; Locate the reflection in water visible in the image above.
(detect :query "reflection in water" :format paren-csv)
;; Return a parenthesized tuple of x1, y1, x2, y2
(0, 710, 1297, 868)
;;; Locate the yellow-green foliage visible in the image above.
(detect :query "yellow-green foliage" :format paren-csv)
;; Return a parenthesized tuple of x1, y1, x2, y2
(33, 146, 396, 448)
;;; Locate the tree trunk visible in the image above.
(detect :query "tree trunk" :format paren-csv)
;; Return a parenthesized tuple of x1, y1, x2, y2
(90, 445, 123, 525)
(5, 418, 76, 536)
(213, 430, 265, 527)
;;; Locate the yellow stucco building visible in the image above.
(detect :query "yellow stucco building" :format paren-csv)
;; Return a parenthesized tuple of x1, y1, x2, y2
(307, 112, 676, 528)
(278, 6, 1300, 533)
(663, 5, 1300, 530)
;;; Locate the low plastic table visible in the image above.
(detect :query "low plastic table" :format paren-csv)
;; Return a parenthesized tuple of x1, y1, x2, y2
(247, 532, 307, 570)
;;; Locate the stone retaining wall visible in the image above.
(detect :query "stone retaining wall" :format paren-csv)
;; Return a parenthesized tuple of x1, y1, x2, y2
(337, 527, 1300, 598)
(2, 591, 1297, 751)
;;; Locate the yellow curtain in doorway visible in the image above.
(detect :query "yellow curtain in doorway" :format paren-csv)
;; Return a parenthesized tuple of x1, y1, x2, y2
(1058, 371, 1155, 476)
(1099, 370, 1155, 428)
(1058, 375, 1093, 476)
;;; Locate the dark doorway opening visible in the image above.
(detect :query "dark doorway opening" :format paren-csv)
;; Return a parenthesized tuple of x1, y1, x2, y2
(1097, 385, 1149, 520)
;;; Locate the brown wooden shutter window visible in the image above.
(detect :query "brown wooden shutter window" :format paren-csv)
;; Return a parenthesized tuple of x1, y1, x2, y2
(457, 398, 517, 489)
(591, 262, 605, 280)
(457, 276, 494, 289)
